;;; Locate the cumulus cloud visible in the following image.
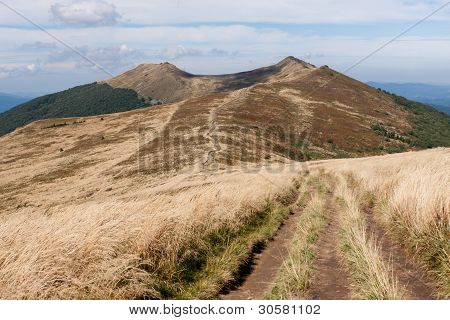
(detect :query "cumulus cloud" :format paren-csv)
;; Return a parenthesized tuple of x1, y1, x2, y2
(301, 53, 326, 60)
(0, 44, 146, 80)
(110, 0, 450, 25)
(209, 48, 239, 57)
(20, 41, 57, 50)
(159, 45, 202, 60)
(157, 46, 240, 60)
(51, 0, 120, 26)
(26, 64, 38, 72)
(2, 1, 450, 28)
(48, 44, 147, 71)
(0, 63, 41, 79)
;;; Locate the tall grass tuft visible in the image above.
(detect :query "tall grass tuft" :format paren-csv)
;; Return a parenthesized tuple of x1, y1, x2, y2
(318, 148, 449, 297)
(335, 174, 403, 299)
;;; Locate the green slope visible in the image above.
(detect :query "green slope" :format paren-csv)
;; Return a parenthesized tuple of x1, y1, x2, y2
(391, 94, 450, 148)
(0, 83, 154, 136)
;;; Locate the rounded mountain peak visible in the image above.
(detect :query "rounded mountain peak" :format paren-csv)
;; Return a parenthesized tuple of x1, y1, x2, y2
(133, 62, 192, 77)
(276, 56, 315, 69)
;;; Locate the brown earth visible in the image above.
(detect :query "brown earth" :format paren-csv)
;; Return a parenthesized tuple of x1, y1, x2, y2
(218, 184, 437, 300)
(222, 188, 353, 300)
(307, 195, 351, 299)
(103, 57, 315, 103)
(222, 205, 303, 300)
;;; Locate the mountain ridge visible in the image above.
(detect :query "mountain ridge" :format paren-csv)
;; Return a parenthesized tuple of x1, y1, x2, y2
(1, 56, 449, 158)
(0, 57, 316, 136)
(102, 56, 316, 103)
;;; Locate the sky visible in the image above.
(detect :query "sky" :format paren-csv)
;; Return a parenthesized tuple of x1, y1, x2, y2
(0, 0, 450, 94)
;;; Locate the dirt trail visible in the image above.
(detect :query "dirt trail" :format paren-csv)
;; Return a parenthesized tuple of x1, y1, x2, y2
(364, 207, 435, 299)
(307, 194, 351, 299)
(222, 205, 303, 300)
(202, 89, 248, 168)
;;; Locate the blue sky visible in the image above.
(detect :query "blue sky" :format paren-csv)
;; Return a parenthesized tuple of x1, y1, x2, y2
(0, 0, 449, 94)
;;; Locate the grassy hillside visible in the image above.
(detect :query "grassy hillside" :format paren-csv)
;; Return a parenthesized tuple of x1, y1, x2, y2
(368, 90, 450, 151)
(0, 83, 151, 136)
(318, 149, 449, 298)
(391, 94, 450, 148)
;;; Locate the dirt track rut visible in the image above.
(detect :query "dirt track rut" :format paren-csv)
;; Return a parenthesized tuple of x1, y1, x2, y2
(307, 194, 351, 299)
(221, 179, 436, 300)
(222, 206, 303, 300)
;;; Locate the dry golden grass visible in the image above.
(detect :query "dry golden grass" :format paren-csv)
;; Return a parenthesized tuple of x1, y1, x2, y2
(266, 173, 330, 299)
(335, 174, 403, 299)
(0, 81, 308, 299)
(316, 148, 450, 297)
(0, 165, 301, 299)
(316, 148, 449, 237)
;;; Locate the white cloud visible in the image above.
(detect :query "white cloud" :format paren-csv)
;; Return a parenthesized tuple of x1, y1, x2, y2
(0, 63, 41, 79)
(209, 48, 239, 57)
(47, 44, 147, 71)
(1, 1, 449, 27)
(159, 45, 202, 60)
(20, 41, 57, 50)
(301, 53, 326, 60)
(86, 44, 147, 69)
(26, 64, 37, 72)
(157, 46, 240, 61)
(0, 43, 145, 80)
(51, 0, 120, 26)
(116, 0, 450, 25)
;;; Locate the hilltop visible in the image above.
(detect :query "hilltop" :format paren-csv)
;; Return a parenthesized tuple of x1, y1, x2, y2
(103, 56, 316, 103)
(1, 57, 449, 152)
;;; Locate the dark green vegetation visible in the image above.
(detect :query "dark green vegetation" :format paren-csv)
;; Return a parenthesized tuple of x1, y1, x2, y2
(369, 91, 450, 150)
(392, 94, 450, 148)
(0, 83, 151, 136)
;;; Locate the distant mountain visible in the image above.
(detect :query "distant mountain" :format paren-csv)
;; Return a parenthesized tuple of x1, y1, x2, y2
(367, 82, 450, 115)
(0, 93, 32, 113)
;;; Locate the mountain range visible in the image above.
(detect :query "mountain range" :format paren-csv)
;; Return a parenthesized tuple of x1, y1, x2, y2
(1, 57, 449, 161)
(0, 92, 33, 114)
